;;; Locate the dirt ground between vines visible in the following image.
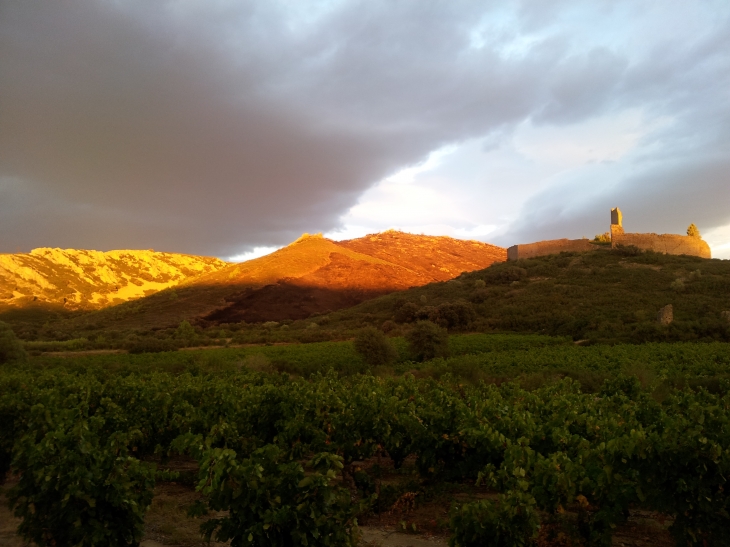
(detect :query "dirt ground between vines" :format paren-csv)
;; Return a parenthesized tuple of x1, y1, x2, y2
(1, 456, 676, 547)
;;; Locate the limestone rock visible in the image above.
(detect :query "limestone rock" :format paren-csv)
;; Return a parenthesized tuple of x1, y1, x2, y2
(657, 304, 673, 325)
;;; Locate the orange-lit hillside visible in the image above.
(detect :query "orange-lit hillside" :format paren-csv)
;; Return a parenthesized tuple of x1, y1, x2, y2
(1, 232, 505, 329)
(203, 231, 506, 323)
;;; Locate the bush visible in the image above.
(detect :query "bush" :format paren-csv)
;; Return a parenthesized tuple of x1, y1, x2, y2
(394, 302, 420, 323)
(9, 409, 155, 547)
(194, 445, 358, 547)
(0, 321, 27, 364)
(470, 288, 489, 304)
(406, 321, 450, 362)
(450, 490, 539, 547)
(483, 266, 527, 285)
(687, 223, 701, 238)
(175, 320, 196, 344)
(380, 320, 397, 333)
(436, 301, 477, 330)
(354, 327, 397, 366)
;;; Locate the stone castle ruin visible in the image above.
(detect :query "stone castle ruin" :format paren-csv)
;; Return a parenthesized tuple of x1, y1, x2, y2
(507, 208, 711, 261)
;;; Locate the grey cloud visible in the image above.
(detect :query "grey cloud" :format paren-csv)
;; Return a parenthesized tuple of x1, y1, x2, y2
(1, 0, 728, 255)
(535, 48, 628, 124)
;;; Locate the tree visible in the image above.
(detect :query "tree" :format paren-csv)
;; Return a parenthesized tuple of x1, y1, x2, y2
(0, 322, 27, 364)
(687, 224, 701, 238)
(175, 320, 196, 344)
(353, 327, 397, 366)
(405, 320, 450, 362)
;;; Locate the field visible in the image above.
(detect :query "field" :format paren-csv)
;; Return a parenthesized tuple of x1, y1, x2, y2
(2, 333, 730, 546)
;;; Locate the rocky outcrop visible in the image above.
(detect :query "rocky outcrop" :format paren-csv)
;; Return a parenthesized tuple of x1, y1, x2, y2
(0, 248, 228, 310)
(507, 239, 596, 261)
(657, 304, 673, 325)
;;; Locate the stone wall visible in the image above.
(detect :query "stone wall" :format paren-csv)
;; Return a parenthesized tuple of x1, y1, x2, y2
(612, 233, 711, 259)
(507, 239, 597, 261)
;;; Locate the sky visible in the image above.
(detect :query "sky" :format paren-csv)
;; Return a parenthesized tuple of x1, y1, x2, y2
(1, 0, 729, 260)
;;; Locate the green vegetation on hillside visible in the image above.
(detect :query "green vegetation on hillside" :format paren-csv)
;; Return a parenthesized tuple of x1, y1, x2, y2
(328, 248, 730, 343)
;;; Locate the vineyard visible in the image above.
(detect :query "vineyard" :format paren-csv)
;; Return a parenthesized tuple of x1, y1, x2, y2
(2, 335, 730, 546)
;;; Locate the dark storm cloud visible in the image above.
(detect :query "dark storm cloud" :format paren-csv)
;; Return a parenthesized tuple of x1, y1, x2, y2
(1, 1, 728, 255)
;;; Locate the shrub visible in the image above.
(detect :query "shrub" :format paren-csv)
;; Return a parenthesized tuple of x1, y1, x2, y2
(394, 302, 420, 323)
(354, 327, 397, 366)
(484, 266, 527, 285)
(406, 321, 450, 361)
(415, 305, 441, 323)
(436, 301, 477, 330)
(593, 232, 611, 244)
(671, 278, 686, 292)
(175, 320, 196, 343)
(470, 288, 489, 304)
(194, 445, 358, 547)
(687, 223, 701, 238)
(9, 409, 155, 547)
(0, 321, 27, 364)
(380, 320, 397, 333)
(449, 490, 539, 547)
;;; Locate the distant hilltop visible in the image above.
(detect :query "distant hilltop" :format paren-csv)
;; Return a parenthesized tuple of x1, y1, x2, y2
(508, 208, 711, 260)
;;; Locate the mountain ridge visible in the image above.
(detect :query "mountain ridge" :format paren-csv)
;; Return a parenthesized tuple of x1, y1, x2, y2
(0, 231, 506, 331)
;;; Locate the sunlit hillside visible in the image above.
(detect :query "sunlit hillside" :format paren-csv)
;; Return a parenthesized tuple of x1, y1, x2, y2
(0, 248, 228, 311)
(11, 231, 505, 333)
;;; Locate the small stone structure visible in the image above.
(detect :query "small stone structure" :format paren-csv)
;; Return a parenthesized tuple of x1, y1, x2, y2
(507, 207, 711, 260)
(657, 304, 673, 325)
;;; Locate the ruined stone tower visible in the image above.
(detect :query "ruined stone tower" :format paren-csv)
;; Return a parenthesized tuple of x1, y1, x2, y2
(610, 207, 624, 239)
(611, 207, 622, 227)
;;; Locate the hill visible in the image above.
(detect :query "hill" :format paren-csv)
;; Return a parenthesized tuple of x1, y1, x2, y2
(322, 247, 730, 344)
(0, 248, 227, 312)
(202, 231, 505, 324)
(9, 231, 505, 335)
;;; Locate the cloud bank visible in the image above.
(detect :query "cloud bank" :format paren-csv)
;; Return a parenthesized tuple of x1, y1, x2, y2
(1, 1, 729, 256)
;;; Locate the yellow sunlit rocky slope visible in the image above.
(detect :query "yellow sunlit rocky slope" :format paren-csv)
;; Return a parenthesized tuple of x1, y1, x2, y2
(0, 248, 228, 311)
